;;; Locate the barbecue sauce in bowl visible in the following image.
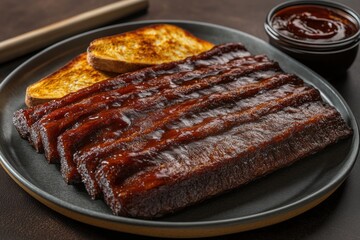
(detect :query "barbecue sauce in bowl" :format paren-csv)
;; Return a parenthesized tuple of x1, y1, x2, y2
(271, 5, 358, 43)
(265, 1, 360, 74)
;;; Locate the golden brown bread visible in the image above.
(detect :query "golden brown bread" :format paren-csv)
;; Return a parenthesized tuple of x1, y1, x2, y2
(87, 24, 215, 73)
(25, 53, 115, 107)
(25, 24, 214, 107)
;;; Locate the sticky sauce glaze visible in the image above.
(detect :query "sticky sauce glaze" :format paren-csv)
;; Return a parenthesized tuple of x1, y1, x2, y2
(271, 5, 358, 42)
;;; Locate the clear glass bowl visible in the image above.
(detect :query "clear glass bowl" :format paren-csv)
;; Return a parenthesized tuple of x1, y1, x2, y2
(265, 0, 360, 74)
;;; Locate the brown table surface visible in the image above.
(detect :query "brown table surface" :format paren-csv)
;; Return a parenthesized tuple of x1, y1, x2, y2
(1, 0, 360, 239)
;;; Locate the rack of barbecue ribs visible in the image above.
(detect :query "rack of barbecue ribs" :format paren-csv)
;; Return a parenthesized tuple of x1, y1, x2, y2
(13, 43, 352, 219)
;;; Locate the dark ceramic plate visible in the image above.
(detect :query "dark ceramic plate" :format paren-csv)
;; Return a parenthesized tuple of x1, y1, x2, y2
(0, 20, 358, 238)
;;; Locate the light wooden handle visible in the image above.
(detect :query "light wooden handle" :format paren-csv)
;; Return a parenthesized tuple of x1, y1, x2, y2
(0, 0, 149, 63)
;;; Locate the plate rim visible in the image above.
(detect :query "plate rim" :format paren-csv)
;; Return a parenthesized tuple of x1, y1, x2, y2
(0, 19, 359, 237)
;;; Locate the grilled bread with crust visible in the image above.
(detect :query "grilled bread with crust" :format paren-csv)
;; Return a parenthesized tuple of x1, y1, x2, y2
(25, 53, 115, 107)
(87, 24, 214, 73)
(25, 24, 213, 107)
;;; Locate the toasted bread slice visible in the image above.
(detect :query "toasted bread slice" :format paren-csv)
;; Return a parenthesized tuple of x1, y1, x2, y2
(25, 53, 115, 107)
(25, 24, 213, 107)
(87, 24, 214, 73)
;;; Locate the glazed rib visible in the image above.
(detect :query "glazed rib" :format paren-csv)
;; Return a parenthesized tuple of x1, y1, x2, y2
(82, 84, 319, 198)
(13, 42, 249, 140)
(40, 59, 278, 162)
(32, 53, 262, 155)
(59, 62, 281, 184)
(97, 102, 351, 218)
(74, 73, 304, 197)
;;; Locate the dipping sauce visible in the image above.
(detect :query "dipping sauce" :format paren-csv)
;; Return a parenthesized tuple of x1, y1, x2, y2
(265, 1, 360, 73)
(271, 5, 358, 42)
